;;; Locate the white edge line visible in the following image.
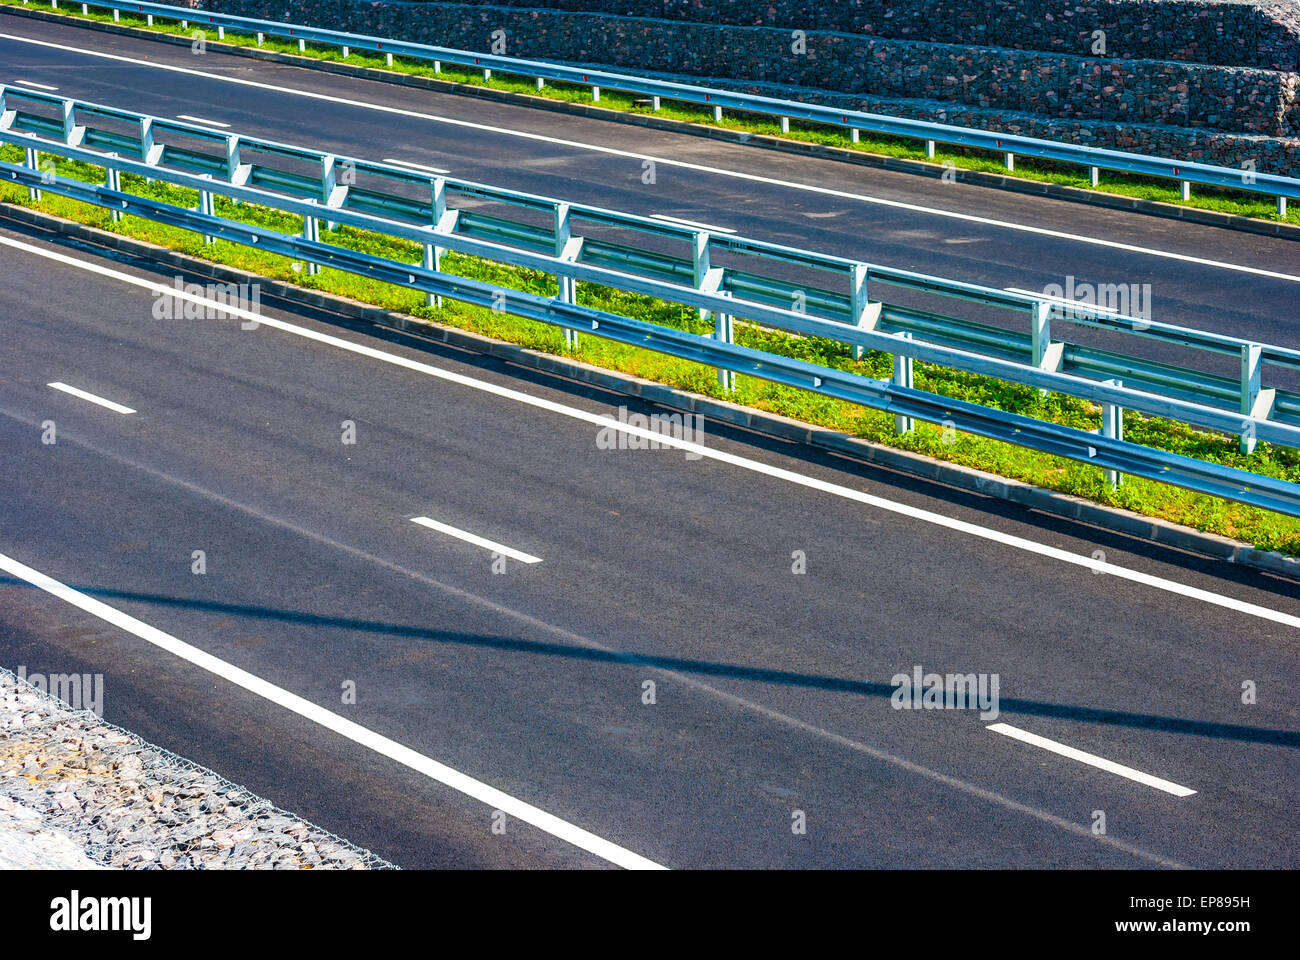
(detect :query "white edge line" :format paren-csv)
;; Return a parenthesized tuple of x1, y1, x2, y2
(176, 114, 231, 128)
(4, 30, 1291, 283)
(987, 722, 1197, 797)
(382, 158, 451, 174)
(411, 516, 542, 563)
(47, 381, 136, 414)
(0, 549, 662, 869)
(6, 234, 1299, 633)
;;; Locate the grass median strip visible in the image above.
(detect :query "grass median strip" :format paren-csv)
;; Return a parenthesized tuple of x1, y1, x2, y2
(3, 143, 1298, 556)
(3, 0, 1296, 228)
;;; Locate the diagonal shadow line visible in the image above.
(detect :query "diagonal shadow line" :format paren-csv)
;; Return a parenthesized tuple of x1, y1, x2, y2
(3, 575, 1297, 748)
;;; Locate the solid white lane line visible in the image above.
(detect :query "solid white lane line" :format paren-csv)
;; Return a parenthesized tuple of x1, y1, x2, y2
(382, 158, 451, 175)
(1, 31, 1295, 284)
(411, 516, 542, 563)
(987, 722, 1196, 797)
(175, 114, 231, 128)
(651, 214, 736, 234)
(13, 79, 58, 90)
(0, 548, 663, 869)
(47, 381, 136, 414)
(6, 233, 1299, 632)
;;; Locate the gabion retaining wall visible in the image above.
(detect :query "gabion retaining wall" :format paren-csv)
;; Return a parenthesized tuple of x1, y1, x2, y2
(194, 0, 1300, 171)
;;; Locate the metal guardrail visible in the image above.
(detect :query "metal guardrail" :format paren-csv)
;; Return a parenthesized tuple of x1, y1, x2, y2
(8, 0, 1299, 215)
(2, 91, 1299, 516)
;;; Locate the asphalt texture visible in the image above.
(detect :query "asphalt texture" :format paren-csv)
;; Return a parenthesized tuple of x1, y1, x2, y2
(0, 12, 1297, 869)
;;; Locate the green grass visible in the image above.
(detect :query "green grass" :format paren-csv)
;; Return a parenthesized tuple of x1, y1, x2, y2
(4, 141, 1300, 557)
(4, 0, 1296, 226)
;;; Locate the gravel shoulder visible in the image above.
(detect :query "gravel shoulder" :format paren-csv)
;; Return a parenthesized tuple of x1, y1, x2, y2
(0, 667, 397, 869)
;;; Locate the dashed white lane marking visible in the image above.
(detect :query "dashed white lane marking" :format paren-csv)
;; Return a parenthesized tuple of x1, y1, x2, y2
(0, 548, 664, 869)
(382, 158, 450, 175)
(47, 381, 136, 414)
(988, 723, 1197, 797)
(651, 214, 736, 234)
(13, 78, 57, 90)
(175, 114, 230, 128)
(5, 233, 1300, 633)
(1, 30, 1296, 284)
(410, 516, 542, 563)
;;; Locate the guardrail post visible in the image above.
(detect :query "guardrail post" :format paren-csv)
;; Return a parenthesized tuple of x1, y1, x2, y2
(483, 68, 492, 82)
(24, 146, 40, 201)
(1101, 378, 1123, 489)
(226, 135, 249, 187)
(591, 85, 600, 102)
(298, 38, 306, 53)
(319, 154, 344, 232)
(111, 8, 118, 21)
(1180, 180, 1191, 202)
(80, 4, 86, 14)
(147, 15, 153, 26)
(651, 96, 660, 111)
(554, 201, 583, 349)
(216, 25, 223, 39)
(1004, 152, 1014, 171)
(301, 205, 321, 272)
(341, 45, 349, 59)
(925, 140, 935, 159)
(426, 176, 457, 308)
(433, 60, 441, 74)
(1279, 197, 1288, 218)
(893, 332, 914, 434)
(692, 230, 728, 383)
(1030, 300, 1065, 396)
(386, 52, 394, 67)
(257, 32, 263, 46)
(61, 98, 84, 147)
(850, 263, 882, 361)
(712, 105, 722, 123)
(779, 117, 789, 133)
(1240, 343, 1275, 455)
(104, 154, 121, 222)
(535, 77, 544, 91)
(1090, 166, 1100, 187)
(198, 181, 215, 245)
(139, 116, 163, 167)
(715, 293, 735, 392)
(850, 128, 859, 144)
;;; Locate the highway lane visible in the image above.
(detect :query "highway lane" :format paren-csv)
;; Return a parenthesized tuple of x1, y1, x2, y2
(1, 11, 1298, 382)
(1, 220, 1297, 868)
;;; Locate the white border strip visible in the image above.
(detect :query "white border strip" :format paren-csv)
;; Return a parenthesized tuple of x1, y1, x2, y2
(988, 722, 1197, 797)
(0, 548, 664, 869)
(411, 516, 542, 563)
(48, 381, 136, 414)
(5, 233, 1299, 631)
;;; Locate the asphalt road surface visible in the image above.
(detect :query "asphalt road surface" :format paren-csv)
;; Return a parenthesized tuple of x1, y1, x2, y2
(0, 12, 1298, 870)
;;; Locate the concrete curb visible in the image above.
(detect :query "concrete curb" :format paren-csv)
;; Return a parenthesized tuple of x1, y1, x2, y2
(4, 3, 1297, 242)
(4, 199, 1297, 582)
